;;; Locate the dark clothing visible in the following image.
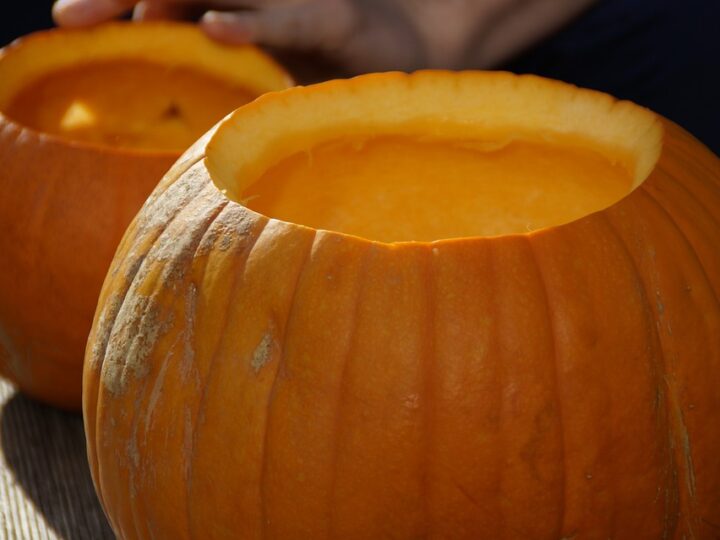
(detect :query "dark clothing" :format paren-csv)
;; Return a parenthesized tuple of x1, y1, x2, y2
(503, 0, 720, 154)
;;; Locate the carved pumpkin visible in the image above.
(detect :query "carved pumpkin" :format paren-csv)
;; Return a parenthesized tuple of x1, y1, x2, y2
(85, 72, 720, 538)
(0, 22, 291, 409)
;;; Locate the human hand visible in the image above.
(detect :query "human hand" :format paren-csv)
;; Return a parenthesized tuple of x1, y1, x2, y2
(52, 0, 598, 74)
(53, 0, 432, 74)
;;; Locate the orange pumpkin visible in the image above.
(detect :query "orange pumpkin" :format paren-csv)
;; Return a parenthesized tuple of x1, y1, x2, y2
(0, 22, 291, 409)
(84, 72, 720, 538)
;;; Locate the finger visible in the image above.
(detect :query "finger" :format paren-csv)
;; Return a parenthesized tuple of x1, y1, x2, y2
(132, 1, 197, 21)
(53, 0, 255, 26)
(200, 10, 255, 44)
(53, 0, 137, 27)
(201, 0, 356, 51)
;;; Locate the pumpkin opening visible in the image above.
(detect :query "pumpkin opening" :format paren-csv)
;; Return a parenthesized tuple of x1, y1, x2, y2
(241, 135, 634, 241)
(208, 72, 663, 242)
(0, 22, 291, 153)
(3, 60, 257, 151)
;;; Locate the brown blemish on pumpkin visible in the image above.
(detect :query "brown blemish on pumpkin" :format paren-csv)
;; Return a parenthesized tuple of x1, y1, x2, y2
(251, 331, 274, 374)
(161, 102, 182, 120)
(454, 481, 481, 510)
(403, 394, 420, 410)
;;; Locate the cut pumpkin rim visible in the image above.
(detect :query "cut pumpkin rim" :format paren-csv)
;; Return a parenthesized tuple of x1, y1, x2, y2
(0, 21, 292, 156)
(207, 70, 664, 244)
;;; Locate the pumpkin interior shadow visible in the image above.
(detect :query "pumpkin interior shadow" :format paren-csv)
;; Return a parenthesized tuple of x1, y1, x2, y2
(0, 392, 113, 539)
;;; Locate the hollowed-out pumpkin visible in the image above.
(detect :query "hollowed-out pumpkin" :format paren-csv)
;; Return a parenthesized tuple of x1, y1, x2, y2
(84, 71, 720, 538)
(0, 22, 291, 409)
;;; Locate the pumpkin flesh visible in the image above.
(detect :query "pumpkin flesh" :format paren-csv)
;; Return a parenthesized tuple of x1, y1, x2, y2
(242, 135, 634, 241)
(5, 60, 257, 151)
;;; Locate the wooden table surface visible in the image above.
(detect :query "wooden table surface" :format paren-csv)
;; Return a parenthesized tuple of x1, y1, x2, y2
(0, 377, 113, 539)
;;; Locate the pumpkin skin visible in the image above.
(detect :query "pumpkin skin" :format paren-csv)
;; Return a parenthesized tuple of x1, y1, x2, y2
(0, 23, 291, 409)
(84, 72, 720, 538)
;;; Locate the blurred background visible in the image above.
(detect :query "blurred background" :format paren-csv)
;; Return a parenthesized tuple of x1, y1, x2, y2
(2, 1, 55, 46)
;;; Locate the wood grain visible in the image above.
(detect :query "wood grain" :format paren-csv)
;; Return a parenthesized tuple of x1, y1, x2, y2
(0, 377, 112, 539)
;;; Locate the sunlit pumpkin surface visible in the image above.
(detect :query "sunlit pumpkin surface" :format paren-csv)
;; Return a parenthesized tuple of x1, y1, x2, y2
(241, 136, 634, 241)
(5, 60, 256, 151)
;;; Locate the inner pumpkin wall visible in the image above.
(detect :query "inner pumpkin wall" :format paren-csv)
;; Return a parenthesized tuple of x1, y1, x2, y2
(4, 60, 257, 151)
(240, 136, 634, 242)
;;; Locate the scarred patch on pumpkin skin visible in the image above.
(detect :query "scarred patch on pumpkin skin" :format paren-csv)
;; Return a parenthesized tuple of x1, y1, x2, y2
(99, 179, 229, 396)
(195, 203, 255, 257)
(135, 162, 209, 239)
(102, 294, 166, 396)
(251, 331, 274, 374)
(90, 293, 123, 370)
(181, 283, 197, 379)
(144, 191, 226, 282)
(676, 400, 697, 498)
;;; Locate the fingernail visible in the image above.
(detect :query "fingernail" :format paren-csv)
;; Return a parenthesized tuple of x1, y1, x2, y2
(131, 3, 146, 21)
(202, 11, 237, 25)
(201, 11, 255, 42)
(52, 0, 79, 24)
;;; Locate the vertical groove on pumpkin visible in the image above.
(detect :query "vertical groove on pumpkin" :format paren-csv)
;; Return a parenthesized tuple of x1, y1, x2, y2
(484, 242, 507, 537)
(488, 237, 567, 535)
(526, 236, 567, 537)
(123, 197, 230, 540)
(258, 227, 317, 540)
(635, 189, 720, 522)
(96, 176, 226, 536)
(643, 173, 720, 303)
(326, 247, 369, 539)
(89, 157, 209, 377)
(88, 161, 210, 530)
(134, 142, 210, 213)
(639, 174, 720, 532)
(647, 157, 720, 234)
(422, 245, 438, 536)
(19, 139, 64, 309)
(110, 187, 229, 540)
(88, 174, 207, 419)
(640, 188, 720, 311)
(600, 213, 681, 539)
(650, 170, 720, 232)
(652, 137, 720, 213)
(184, 214, 269, 540)
(662, 123, 720, 190)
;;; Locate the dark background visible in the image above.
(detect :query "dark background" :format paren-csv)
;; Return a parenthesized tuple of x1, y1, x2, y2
(1, 0, 719, 154)
(2, 1, 55, 46)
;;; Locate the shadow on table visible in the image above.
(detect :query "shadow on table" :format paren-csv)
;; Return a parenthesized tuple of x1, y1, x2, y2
(1, 392, 113, 539)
